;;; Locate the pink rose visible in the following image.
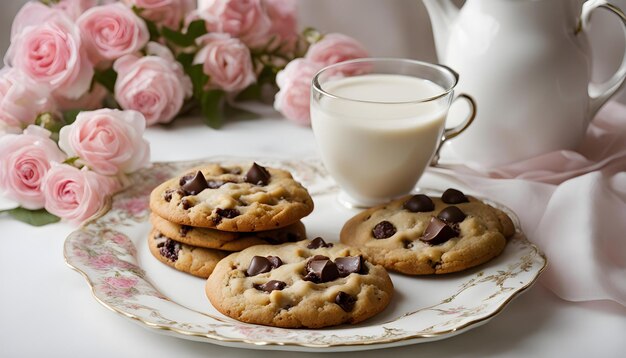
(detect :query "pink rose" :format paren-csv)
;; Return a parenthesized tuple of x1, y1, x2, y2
(10, 2, 57, 42)
(198, 0, 272, 48)
(264, 0, 298, 53)
(123, 0, 196, 30)
(0, 68, 55, 129)
(53, 0, 98, 21)
(0, 126, 66, 209)
(193, 33, 256, 92)
(77, 3, 149, 65)
(274, 59, 320, 125)
(54, 83, 108, 112)
(6, 11, 94, 99)
(305, 33, 369, 68)
(114, 42, 192, 125)
(43, 163, 121, 225)
(59, 109, 150, 176)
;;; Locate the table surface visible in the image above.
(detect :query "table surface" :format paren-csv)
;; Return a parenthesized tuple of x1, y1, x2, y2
(1, 110, 625, 358)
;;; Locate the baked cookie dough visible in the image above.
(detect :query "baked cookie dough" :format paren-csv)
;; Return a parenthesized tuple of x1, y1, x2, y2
(150, 213, 306, 251)
(206, 238, 394, 328)
(148, 229, 228, 278)
(150, 162, 314, 232)
(340, 189, 515, 275)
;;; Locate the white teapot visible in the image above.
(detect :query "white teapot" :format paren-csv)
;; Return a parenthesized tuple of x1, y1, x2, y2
(423, 0, 626, 167)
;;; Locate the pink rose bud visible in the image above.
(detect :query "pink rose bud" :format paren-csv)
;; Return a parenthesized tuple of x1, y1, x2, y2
(198, 0, 272, 48)
(43, 163, 121, 225)
(274, 59, 320, 126)
(305, 33, 369, 68)
(77, 3, 149, 65)
(193, 33, 256, 92)
(113, 42, 192, 126)
(6, 11, 95, 99)
(0, 126, 67, 210)
(0, 68, 55, 129)
(122, 0, 196, 30)
(264, 0, 298, 53)
(59, 109, 151, 176)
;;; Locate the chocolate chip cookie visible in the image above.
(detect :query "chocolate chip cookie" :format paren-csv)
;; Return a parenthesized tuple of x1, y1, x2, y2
(340, 189, 516, 275)
(148, 229, 228, 278)
(149, 162, 314, 232)
(205, 238, 394, 328)
(150, 213, 306, 251)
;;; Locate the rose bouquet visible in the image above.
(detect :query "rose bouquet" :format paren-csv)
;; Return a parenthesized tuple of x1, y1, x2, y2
(0, 0, 368, 225)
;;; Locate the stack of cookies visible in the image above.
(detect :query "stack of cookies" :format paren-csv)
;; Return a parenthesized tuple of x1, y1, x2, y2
(148, 162, 315, 278)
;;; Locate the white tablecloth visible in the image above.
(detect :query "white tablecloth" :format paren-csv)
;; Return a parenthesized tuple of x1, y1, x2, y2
(1, 110, 625, 358)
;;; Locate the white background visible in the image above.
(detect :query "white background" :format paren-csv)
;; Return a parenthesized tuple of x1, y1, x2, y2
(0, 1, 625, 357)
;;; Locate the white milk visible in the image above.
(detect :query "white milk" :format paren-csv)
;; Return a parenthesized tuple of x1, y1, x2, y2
(311, 74, 448, 206)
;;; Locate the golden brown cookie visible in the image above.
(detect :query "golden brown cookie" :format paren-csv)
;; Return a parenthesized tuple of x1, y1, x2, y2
(206, 238, 394, 328)
(149, 162, 314, 232)
(150, 213, 306, 251)
(340, 189, 516, 275)
(148, 229, 228, 278)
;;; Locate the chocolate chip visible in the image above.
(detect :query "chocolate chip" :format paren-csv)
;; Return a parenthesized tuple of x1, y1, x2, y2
(403, 194, 435, 212)
(254, 280, 286, 292)
(246, 256, 273, 276)
(437, 206, 466, 224)
(244, 162, 271, 185)
(164, 189, 175, 202)
(335, 291, 356, 312)
(420, 217, 458, 245)
(441, 188, 469, 204)
(307, 259, 339, 283)
(181, 171, 209, 195)
(372, 221, 396, 239)
(159, 238, 181, 262)
(181, 198, 193, 210)
(179, 174, 194, 186)
(307, 237, 333, 249)
(216, 208, 240, 219)
(305, 255, 330, 272)
(335, 256, 365, 277)
(267, 256, 283, 269)
(179, 225, 191, 237)
(403, 240, 414, 249)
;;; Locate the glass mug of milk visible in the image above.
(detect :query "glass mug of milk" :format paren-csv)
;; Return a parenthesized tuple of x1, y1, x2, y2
(311, 58, 475, 208)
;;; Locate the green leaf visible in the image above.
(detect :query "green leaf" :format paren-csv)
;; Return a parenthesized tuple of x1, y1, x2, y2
(93, 68, 117, 93)
(186, 20, 208, 40)
(146, 19, 161, 42)
(162, 20, 207, 47)
(199, 90, 225, 128)
(176, 52, 196, 69)
(6, 207, 60, 227)
(62, 109, 82, 125)
(235, 83, 262, 101)
(186, 64, 208, 99)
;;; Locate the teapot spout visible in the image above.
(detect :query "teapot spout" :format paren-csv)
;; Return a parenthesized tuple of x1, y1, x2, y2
(422, 0, 460, 61)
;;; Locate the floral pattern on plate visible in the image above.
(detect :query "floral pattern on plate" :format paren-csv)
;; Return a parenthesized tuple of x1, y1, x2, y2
(64, 158, 546, 352)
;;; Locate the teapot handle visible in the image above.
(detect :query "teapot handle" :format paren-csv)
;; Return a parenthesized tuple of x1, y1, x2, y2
(578, 0, 626, 121)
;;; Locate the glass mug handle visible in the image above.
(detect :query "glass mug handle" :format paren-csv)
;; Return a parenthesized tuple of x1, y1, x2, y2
(431, 93, 477, 166)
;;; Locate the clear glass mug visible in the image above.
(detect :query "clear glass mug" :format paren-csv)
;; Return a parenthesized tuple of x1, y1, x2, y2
(310, 58, 476, 208)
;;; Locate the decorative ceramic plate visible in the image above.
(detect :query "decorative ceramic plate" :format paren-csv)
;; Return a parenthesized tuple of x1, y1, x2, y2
(64, 158, 547, 352)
